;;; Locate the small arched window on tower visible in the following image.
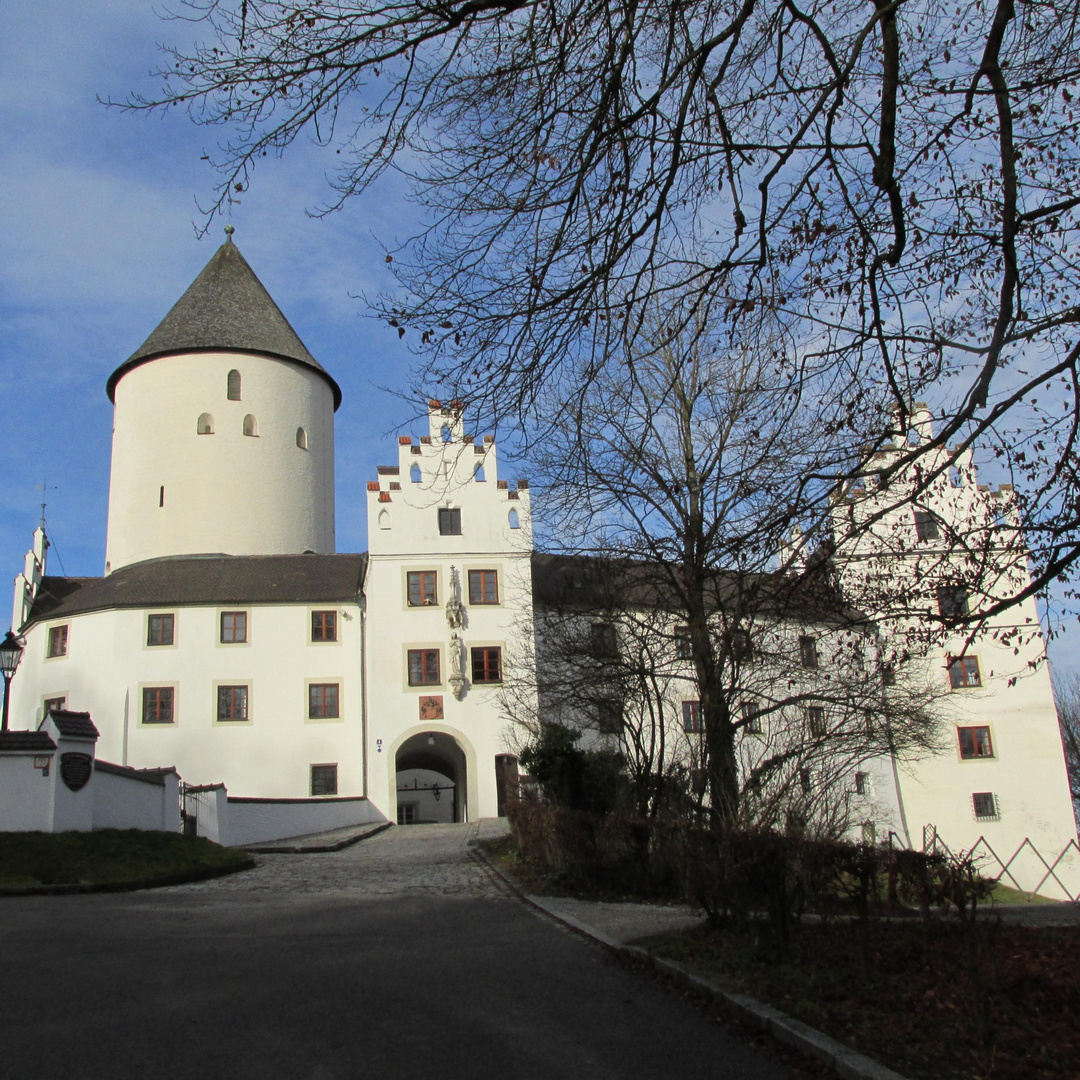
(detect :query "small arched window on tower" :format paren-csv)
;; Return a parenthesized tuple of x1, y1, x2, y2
(197, 413, 214, 435)
(410, 463, 421, 483)
(474, 464, 486, 483)
(243, 414, 259, 437)
(227, 370, 242, 400)
(508, 508, 520, 529)
(378, 509, 392, 530)
(296, 427, 308, 450)
(441, 424, 452, 443)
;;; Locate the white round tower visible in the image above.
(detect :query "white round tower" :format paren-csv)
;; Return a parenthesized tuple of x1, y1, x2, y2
(103, 232, 340, 573)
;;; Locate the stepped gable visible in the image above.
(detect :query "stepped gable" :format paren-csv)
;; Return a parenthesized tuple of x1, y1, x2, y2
(107, 233, 341, 409)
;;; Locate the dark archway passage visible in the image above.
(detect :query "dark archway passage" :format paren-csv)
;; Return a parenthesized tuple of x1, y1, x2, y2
(395, 731, 467, 823)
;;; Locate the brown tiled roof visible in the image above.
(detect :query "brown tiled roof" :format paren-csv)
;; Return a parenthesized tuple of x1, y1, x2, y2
(23, 554, 367, 628)
(46, 710, 99, 740)
(94, 760, 167, 786)
(108, 238, 342, 409)
(0, 731, 56, 752)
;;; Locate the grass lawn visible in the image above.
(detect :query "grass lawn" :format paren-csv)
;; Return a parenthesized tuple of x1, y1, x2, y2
(0, 830, 254, 889)
(643, 918, 1080, 1080)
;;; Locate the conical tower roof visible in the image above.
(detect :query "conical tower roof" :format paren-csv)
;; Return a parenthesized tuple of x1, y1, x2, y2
(108, 233, 341, 409)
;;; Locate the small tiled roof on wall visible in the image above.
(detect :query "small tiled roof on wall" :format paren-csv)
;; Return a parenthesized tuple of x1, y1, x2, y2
(107, 237, 342, 409)
(47, 710, 99, 740)
(0, 730, 57, 752)
(23, 553, 367, 627)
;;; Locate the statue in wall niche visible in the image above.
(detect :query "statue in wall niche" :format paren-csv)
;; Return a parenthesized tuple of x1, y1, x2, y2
(448, 631, 467, 700)
(445, 565, 466, 629)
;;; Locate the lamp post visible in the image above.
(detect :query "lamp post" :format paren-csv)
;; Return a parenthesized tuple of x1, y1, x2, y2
(0, 629, 25, 732)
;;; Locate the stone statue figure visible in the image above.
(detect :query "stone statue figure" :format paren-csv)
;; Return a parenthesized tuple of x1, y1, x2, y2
(445, 565, 466, 629)
(448, 631, 467, 700)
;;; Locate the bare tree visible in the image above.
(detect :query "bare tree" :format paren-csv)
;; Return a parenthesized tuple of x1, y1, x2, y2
(123, 0, 1080, 618)
(497, 310, 946, 830)
(1053, 668, 1080, 827)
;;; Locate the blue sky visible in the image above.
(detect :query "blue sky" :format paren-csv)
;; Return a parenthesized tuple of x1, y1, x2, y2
(1, 2, 1077, 675)
(0, 0, 424, 582)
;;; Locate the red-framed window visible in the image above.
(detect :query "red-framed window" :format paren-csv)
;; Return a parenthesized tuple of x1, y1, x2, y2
(220, 611, 247, 643)
(308, 683, 340, 719)
(468, 569, 499, 605)
(948, 656, 981, 689)
(217, 685, 249, 722)
(47, 625, 68, 658)
(311, 610, 337, 642)
(958, 726, 993, 758)
(408, 649, 440, 686)
(142, 687, 174, 725)
(471, 646, 502, 684)
(407, 571, 438, 607)
(147, 614, 174, 647)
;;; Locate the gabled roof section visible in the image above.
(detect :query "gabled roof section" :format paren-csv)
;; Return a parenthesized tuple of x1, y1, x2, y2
(108, 236, 342, 409)
(44, 710, 99, 740)
(22, 553, 367, 627)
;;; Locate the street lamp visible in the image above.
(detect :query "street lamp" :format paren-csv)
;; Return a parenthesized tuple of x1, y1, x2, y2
(0, 629, 25, 732)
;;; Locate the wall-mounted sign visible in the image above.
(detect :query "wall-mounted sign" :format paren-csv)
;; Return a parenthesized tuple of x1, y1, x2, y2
(419, 695, 444, 720)
(60, 752, 93, 792)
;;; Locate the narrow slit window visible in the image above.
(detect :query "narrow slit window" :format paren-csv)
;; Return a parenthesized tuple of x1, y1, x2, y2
(296, 427, 308, 449)
(227, 370, 241, 400)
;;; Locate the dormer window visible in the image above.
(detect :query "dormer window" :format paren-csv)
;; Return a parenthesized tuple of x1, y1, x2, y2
(227, 370, 242, 400)
(197, 413, 214, 435)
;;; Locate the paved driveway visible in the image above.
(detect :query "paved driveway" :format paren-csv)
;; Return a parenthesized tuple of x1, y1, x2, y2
(1, 823, 797, 1080)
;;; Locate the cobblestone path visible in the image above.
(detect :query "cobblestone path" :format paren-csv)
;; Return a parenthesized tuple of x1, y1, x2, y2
(168, 820, 506, 897)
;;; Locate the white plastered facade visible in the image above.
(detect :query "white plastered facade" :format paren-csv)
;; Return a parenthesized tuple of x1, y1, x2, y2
(105, 350, 335, 573)
(833, 407, 1078, 875)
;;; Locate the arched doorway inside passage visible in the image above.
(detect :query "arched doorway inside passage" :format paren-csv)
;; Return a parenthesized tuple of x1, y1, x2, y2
(394, 729, 470, 824)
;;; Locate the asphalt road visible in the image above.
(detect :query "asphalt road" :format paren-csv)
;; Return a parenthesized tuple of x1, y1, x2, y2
(0, 823, 796, 1080)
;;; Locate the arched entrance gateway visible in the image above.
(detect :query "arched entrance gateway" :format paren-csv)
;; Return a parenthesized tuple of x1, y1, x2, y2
(394, 731, 468, 824)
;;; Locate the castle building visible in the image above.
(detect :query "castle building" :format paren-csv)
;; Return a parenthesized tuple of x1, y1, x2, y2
(8, 234, 533, 844)
(4, 236, 1077, 888)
